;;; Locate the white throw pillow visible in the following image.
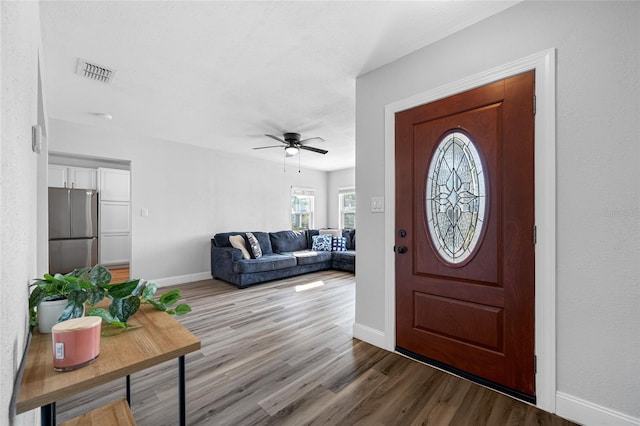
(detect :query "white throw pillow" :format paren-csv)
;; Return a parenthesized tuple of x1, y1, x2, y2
(319, 228, 341, 238)
(229, 235, 251, 259)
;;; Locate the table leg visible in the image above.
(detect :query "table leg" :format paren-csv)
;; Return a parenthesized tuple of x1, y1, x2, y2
(41, 401, 55, 426)
(179, 355, 186, 426)
(126, 374, 131, 405)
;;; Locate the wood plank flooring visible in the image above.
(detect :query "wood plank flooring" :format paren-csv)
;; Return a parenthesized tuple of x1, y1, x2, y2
(55, 271, 578, 425)
(109, 267, 130, 283)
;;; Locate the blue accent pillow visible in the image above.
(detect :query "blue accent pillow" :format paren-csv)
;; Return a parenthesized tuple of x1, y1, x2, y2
(331, 236, 347, 252)
(312, 234, 332, 251)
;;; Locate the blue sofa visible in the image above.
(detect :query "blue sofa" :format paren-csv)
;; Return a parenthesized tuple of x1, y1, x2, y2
(211, 229, 355, 288)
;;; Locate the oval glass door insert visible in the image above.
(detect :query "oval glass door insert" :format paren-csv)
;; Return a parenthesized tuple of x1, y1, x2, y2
(426, 131, 486, 264)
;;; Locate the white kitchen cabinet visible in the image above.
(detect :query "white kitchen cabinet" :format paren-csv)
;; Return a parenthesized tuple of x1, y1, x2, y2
(98, 168, 131, 266)
(100, 202, 130, 233)
(48, 165, 67, 188)
(73, 168, 98, 190)
(48, 165, 97, 189)
(98, 168, 130, 201)
(99, 233, 131, 266)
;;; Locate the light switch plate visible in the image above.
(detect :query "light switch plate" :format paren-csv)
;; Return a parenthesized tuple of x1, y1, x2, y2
(371, 196, 384, 213)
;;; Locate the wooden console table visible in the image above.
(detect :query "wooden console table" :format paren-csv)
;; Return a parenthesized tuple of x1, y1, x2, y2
(15, 304, 201, 426)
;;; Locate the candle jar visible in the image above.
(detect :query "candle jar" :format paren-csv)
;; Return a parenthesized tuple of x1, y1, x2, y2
(51, 316, 102, 371)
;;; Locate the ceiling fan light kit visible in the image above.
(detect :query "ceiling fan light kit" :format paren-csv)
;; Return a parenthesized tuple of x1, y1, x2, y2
(285, 146, 299, 155)
(254, 132, 328, 156)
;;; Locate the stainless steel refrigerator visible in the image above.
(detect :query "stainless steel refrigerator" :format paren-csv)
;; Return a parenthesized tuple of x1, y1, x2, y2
(49, 187, 98, 274)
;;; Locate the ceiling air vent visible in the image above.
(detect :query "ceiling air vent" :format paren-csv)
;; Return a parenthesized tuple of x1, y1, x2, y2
(76, 58, 117, 84)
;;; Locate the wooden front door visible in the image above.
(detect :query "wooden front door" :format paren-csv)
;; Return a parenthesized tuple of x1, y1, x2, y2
(395, 71, 536, 399)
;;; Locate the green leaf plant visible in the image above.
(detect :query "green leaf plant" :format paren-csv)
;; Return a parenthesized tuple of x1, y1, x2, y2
(29, 265, 192, 333)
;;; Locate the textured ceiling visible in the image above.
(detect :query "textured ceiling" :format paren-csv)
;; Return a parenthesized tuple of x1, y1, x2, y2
(39, 1, 519, 171)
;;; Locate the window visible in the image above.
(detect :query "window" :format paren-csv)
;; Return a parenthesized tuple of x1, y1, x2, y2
(291, 187, 315, 230)
(339, 187, 356, 229)
(425, 131, 486, 264)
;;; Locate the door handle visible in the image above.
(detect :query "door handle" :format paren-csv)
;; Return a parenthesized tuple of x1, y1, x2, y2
(394, 245, 407, 254)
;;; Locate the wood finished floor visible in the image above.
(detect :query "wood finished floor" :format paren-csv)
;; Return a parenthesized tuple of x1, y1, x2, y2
(109, 267, 130, 283)
(56, 271, 578, 425)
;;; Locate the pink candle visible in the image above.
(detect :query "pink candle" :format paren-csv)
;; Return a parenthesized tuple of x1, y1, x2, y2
(51, 316, 102, 371)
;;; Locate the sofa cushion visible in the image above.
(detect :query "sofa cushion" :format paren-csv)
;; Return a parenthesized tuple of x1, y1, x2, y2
(251, 232, 273, 255)
(343, 229, 356, 250)
(312, 234, 332, 251)
(246, 232, 262, 258)
(307, 229, 320, 248)
(331, 249, 356, 273)
(229, 235, 251, 259)
(331, 250, 356, 263)
(270, 230, 308, 253)
(290, 250, 332, 266)
(232, 254, 297, 274)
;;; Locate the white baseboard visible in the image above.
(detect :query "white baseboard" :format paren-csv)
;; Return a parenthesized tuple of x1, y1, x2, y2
(151, 271, 211, 288)
(556, 392, 639, 426)
(352, 322, 386, 348)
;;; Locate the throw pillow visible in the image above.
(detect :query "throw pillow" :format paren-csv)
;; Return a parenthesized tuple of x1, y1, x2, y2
(331, 236, 347, 252)
(319, 228, 341, 238)
(245, 232, 262, 258)
(312, 234, 332, 251)
(229, 235, 251, 259)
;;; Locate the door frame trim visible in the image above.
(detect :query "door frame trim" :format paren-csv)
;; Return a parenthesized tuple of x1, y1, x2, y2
(383, 48, 556, 412)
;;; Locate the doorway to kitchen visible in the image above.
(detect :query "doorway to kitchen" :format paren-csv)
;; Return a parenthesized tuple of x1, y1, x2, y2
(48, 152, 131, 278)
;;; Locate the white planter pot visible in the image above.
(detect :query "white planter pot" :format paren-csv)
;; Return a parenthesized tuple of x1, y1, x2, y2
(38, 298, 78, 333)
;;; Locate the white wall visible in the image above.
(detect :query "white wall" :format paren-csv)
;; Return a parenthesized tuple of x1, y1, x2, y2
(327, 167, 355, 229)
(48, 119, 329, 284)
(1, 2, 44, 425)
(355, 1, 639, 424)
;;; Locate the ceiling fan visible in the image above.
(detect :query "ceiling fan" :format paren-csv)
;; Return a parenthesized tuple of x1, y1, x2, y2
(253, 132, 328, 156)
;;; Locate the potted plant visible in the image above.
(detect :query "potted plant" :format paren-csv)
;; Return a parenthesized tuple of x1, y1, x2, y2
(89, 276, 192, 332)
(29, 265, 191, 333)
(29, 267, 108, 333)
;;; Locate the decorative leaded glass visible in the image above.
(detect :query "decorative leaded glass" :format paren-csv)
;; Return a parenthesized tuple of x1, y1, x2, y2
(426, 131, 486, 264)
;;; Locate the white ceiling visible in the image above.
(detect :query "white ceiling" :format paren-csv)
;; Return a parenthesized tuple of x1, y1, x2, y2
(39, 1, 519, 172)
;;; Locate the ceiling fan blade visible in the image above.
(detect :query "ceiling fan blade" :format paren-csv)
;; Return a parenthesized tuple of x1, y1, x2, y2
(253, 145, 283, 150)
(299, 145, 328, 155)
(299, 137, 324, 145)
(265, 134, 287, 144)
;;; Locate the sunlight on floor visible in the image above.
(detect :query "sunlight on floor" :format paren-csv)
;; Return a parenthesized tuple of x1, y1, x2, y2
(295, 280, 325, 292)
